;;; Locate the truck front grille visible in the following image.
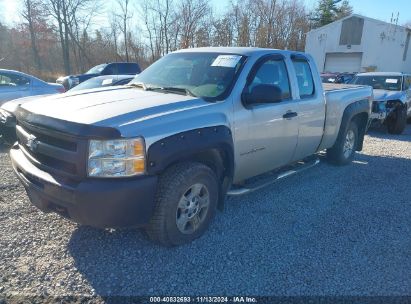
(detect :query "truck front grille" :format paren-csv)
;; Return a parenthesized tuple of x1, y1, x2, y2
(16, 122, 88, 180)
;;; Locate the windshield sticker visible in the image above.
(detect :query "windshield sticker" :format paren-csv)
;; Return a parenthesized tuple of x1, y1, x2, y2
(385, 79, 398, 84)
(102, 79, 113, 86)
(211, 55, 242, 68)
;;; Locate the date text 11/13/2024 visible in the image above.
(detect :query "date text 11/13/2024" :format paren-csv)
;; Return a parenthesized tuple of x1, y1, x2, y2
(149, 296, 257, 303)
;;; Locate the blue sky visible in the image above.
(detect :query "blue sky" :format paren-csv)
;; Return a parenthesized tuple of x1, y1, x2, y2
(1, 0, 410, 26)
(211, 0, 410, 24)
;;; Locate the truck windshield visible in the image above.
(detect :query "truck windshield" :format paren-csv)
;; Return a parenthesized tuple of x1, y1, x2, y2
(130, 52, 245, 100)
(350, 75, 402, 91)
(86, 64, 108, 75)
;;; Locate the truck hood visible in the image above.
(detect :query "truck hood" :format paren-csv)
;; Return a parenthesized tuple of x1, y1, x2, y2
(2, 94, 55, 114)
(20, 86, 208, 127)
(373, 89, 403, 101)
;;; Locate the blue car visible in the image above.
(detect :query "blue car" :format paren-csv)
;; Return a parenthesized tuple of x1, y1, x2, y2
(56, 62, 141, 90)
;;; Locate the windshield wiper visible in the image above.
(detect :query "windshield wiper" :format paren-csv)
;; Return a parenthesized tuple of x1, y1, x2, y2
(128, 82, 147, 90)
(129, 83, 196, 97)
(147, 86, 196, 97)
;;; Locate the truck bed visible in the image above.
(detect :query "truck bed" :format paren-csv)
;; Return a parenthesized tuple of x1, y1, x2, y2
(322, 83, 365, 91)
(318, 83, 373, 151)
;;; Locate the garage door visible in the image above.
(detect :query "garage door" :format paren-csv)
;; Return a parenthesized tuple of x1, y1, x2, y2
(324, 53, 362, 73)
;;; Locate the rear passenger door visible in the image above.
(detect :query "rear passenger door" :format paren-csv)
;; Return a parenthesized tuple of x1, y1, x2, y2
(234, 54, 299, 180)
(290, 54, 325, 161)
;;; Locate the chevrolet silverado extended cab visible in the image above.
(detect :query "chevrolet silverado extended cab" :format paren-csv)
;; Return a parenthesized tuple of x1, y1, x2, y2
(10, 47, 373, 246)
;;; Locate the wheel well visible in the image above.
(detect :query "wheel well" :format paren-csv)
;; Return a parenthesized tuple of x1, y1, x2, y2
(165, 148, 231, 179)
(351, 112, 368, 151)
(387, 99, 405, 109)
(164, 148, 233, 211)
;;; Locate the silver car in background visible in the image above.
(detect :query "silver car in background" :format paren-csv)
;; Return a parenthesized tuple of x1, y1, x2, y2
(350, 72, 411, 134)
(0, 69, 65, 106)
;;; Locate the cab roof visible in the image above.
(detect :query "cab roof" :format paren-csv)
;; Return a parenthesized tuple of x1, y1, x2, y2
(172, 47, 307, 57)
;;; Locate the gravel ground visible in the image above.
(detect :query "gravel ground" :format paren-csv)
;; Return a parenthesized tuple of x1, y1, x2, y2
(0, 125, 411, 298)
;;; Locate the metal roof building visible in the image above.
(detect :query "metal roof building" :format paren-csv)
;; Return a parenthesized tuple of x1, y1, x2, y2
(305, 14, 411, 73)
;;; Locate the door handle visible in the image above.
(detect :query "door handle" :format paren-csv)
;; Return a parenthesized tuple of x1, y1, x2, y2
(283, 111, 298, 119)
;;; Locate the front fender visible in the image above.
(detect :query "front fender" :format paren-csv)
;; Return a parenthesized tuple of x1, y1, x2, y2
(146, 126, 234, 178)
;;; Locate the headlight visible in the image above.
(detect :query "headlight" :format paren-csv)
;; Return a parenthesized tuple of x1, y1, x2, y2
(87, 138, 146, 177)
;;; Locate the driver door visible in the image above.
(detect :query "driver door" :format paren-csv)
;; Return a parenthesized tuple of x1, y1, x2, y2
(233, 55, 299, 181)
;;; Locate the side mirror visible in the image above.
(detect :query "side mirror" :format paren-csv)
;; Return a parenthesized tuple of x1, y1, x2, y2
(242, 84, 283, 107)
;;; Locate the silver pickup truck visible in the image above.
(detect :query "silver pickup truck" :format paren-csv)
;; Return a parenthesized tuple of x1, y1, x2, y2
(10, 47, 373, 246)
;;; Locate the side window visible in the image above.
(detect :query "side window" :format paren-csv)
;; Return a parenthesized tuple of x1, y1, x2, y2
(117, 63, 129, 74)
(117, 64, 125, 74)
(0, 73, 12, 87)
(292, 58, 315, 98)
(127, 63, 141, 74)
(249, 59, 291, 102)
(103, 64, 117, 75)
(0, 72, 30, 87)
(117, 63, 140, 75)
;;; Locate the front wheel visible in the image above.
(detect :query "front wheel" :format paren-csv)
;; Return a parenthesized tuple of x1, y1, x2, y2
(386, 106, 407, 134)
(327, 120, 358, 165)
(146, 162, 218, 246)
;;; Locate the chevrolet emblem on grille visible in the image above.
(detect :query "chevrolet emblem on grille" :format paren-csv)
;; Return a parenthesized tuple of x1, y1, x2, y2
(26, 134, 39, 152)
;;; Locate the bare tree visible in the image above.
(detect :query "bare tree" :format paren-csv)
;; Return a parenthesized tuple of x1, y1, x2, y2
(212, 15, 234, 46)
(179, 0, 211, 48)
(114, 0, 133, 62)
(109, 13, 120, 59)
(45, 0, 101, 74)
(21, 0, 44, 71)
(1, 0, 312, 79)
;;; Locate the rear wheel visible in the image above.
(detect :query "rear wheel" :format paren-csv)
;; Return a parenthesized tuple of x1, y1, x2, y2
(327, 120, 358, 165)
(146, 162, 218, 246)
(386, 106, 407, 134)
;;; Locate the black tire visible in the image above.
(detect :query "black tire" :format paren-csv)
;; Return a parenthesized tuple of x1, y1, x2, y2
(146, 162, 219, 246)
(327, 120, 358, 165)
(0, 126, 17, 146)
(386, 106, 407, 134)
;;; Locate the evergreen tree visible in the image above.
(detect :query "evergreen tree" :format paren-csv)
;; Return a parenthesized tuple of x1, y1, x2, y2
(311, 0, 353, 28)
(336, 0, 353, 20)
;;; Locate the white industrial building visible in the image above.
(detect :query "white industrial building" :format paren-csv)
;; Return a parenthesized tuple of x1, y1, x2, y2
(305, 14, 411, 73)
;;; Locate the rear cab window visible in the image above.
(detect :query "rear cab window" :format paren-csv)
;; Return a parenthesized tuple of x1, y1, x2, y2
(118, 63, 141, 75)
(291, 56, 315, 98)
